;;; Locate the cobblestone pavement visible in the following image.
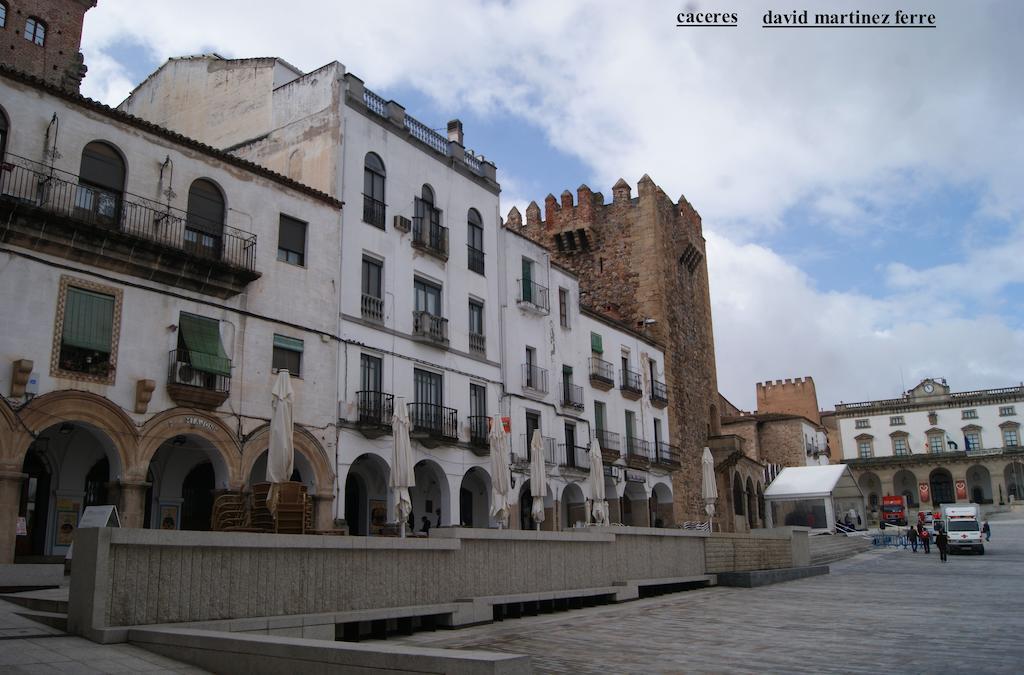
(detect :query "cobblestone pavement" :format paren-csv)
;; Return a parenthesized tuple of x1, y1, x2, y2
(389, 514, 1024, 673)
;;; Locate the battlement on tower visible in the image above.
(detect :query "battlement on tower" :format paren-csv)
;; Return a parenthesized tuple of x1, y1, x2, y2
(756, 377, 821, 425)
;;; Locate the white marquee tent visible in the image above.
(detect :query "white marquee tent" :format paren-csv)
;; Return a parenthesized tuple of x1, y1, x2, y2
(764, 465, 866, 533)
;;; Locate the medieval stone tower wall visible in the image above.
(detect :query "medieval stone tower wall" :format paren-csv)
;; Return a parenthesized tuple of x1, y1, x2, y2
(1, 0, 95, 92)
(508, 175, 718, 522)
(756, 377, 820, 424)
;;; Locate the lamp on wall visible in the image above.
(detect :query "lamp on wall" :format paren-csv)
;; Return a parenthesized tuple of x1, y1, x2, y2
(58, 422, 74, 435)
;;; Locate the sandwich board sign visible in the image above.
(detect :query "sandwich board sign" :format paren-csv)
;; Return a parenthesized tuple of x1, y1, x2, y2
(65, 505, 120, 562)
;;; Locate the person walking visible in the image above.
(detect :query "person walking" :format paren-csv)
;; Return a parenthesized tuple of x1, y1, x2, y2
(982, 521, 991, 542)
(919, 524, 931, 554)
(936, 528, 949, 562)
(907, 525, 919, 552)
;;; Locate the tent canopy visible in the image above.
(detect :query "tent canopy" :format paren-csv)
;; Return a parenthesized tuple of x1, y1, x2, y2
(764, 465, 863, 500)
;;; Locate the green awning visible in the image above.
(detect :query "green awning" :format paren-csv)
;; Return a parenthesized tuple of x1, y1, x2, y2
(590, 332, 603, 354)
(62, 287, 114, 352)
(179, 313, 230, 376)
(273, 334, 304, 352)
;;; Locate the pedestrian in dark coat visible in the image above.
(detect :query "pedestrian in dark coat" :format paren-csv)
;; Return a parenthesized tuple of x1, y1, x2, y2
(919, 524, 931, 554)
(907, 525, 919, 552)
(936, 529, 949, 562)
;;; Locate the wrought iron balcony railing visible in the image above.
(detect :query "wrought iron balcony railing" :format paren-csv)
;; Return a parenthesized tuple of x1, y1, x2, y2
(558, 444, 591, 470)
(654, 442, 681, 467)
(596, 429, 621, 454)
(513, 434, 557, 465)
(589, 357, 614, 387)
(620, 368, 642, 396)
(626, 436, 651, 462)
(468, 415, 490, 449)
(408, 402, 459, 441)
(467, 245, 485, 274)
(356, 390, 394, 428)
(362, 194, 385, 229)
(167, 349, 231, 393)
(651, 379, 668, 404)
(412, 213, 448, 260)
(516, 279, 550, 313)
(0, 154, 257, 271)
(561, 381, 584, 410)
(522, 364, 548, 394)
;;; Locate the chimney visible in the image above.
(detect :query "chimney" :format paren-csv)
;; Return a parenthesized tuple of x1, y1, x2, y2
(447, 119, 464, 145)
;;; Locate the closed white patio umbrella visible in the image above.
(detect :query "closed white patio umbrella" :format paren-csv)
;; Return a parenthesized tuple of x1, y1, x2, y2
(588, 432, 608, 525)
(266, 369, 294, 517)
(529, 430, 546, 529)
(489, 414, 511, 528)
(702, 446, 718, 531)
(391, 399, 415, 537)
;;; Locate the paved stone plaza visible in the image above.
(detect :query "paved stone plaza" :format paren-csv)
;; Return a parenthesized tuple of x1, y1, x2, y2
(391, 514, 1024, 673)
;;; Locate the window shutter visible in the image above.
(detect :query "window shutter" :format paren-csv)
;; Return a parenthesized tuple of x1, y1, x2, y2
(178, 313, 230, 376)
(278, 215, 307, 253)
(62, 287, 114, 352)
(590, 332, 603, 354)
(273, 334, 304, 352)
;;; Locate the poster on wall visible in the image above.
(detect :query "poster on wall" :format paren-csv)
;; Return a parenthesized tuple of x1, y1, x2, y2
(369, 499, 387, 535)
(954, 480, 968, 501)
(55, 510, 78, 546)
(918, 482, 931, 505)
(159, 504, 180, 530)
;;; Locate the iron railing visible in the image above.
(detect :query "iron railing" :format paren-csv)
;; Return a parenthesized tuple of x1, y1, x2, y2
(517, 279, 550, 312)
(356, 390, 393, 428)
(558, 444, 591, 470)
(362, 194, 385, 228)
(620, 368, 642, 394)
(626, 436, 651, 461)
(651, 379, 668, 404)
(561, 382, 584, 410)
(469, 331, 486, 354)
(408, 402, 459, 440)
(514, 434, 557, 464)
(412, 310, 449, 345)
(596, 429, 620, 454)
(589, 357, 614, 386)
(167, 349, 231, 394)
(0, 154, 257, 271)
(361, 294, 384, 323)
(412, 213, 448, 258)
(655, 442, 681, 467)
(468, 415, 490, 448)
(467, 245, 485, 274)
(522, 364, 549, 393)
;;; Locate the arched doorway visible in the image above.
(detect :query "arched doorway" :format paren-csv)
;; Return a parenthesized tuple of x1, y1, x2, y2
(929, 468, 954, 507)
(893, 469, 917, 508)
(83, 457, 110, 508)
(732, 472, 745, 517)
(247, 450, 309, 490)
(966, 465, 992, 504)
(144, 433, 231, 531)
(180, 463, 214, 531)
(459, 467, 490, 528)
(604, 476, 620, 524)
(745, 477, 756, 529)
(343, 453, 390, 536)
(518, 480, 553, 530)
(17, 445, 52, 558)
(621, 481, 648, 527)
(756, 482, 765, 527)
(411, 460, 450, 530)
(1005, 462, 1024, 502)
(561, 483, 586, 529)
(858, 471, 882, 516)
(650, 482, 673, 527)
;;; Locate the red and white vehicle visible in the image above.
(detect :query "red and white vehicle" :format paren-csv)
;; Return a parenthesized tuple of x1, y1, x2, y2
(941, 504, 984, 554)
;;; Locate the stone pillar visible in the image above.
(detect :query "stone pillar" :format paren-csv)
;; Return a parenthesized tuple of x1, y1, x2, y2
(116, 481, 150, 529)
(608, 497, 621, 524)
(0, 471, 26, 564)
(313, 493, 335, 531)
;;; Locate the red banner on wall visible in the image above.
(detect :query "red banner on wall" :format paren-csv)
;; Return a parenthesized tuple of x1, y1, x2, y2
(955, 479, 967, 501)
(918, 482, 931, 504)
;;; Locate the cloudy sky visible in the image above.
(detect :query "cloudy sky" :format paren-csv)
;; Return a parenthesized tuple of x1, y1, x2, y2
(79, 0, 1024, 411)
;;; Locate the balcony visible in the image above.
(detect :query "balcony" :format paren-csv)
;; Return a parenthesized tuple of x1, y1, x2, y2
(469, 332, 486, 355)
(361, 293, 384, 323)
(522, 364, 548, 396)
(166, 349, 230, 409)
(467, 416, 490, 457)
(0, 154, 259, 299)
(654, 442, 681, 469)
(589, 357, 615, 390)
(596, 429, 621, 464)
(620, 368, 642, 400)
(651, 379, 668, 408)
(558, 444, 591, 471)
(408, 402, 458, 446)
(467, 245, 485, 275)
(412, 215, 448, 261)
(362, 194, 385, 229)
(412, 311, 449, 347)
(354, 390, 393, 439)
(513, 434, 557, 465)
(560, 381, 585, 412)
(517, 279, 550, 314)
(625, 436, 651, 469)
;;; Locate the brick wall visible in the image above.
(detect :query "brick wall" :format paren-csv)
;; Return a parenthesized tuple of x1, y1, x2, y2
(1, 0, 94, 91)
(510, 176, 718, 522)
(704, 533, 793, 573)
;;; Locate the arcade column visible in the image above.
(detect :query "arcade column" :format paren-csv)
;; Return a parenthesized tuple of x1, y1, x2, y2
(0, 471, 26, 564)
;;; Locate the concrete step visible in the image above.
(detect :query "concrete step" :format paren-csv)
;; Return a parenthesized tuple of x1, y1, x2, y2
(0, 588, 69, 614)
(14, 608, 68, 632)
(808, 535, 871, 566)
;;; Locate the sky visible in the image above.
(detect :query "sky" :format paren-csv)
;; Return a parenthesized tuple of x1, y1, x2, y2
(77, 0, 1024, 411)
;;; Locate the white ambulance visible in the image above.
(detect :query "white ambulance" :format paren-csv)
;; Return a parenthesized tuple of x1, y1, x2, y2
(941, 505, 984, 554)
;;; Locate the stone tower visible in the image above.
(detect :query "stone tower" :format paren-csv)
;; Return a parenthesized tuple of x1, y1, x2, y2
(756, 377, 821, 424)
(508, 175, 718, 522)
(1, 0, 97, 92)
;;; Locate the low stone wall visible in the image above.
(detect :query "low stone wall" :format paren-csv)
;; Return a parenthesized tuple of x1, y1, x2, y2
(69, 525, 807, 642)
(704, 528, 807, 573)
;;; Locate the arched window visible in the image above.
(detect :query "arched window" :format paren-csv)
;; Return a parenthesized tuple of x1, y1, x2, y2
(732, 473, 744, 516)
(362, 152, 385, 228)
(77, 141, 125, 226)
(413, 184, 444, 254)
(0, 3, 7, 29)
(467, 208, 484, 274)
(186, 179, 225, 260)
(24, 17, 45, 46)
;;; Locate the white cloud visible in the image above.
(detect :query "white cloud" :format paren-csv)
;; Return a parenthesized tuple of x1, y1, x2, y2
(77, 0, 1024, 409)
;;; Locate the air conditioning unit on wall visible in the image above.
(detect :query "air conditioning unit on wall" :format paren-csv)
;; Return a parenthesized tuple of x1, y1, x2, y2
(393, 215, 411, 232)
